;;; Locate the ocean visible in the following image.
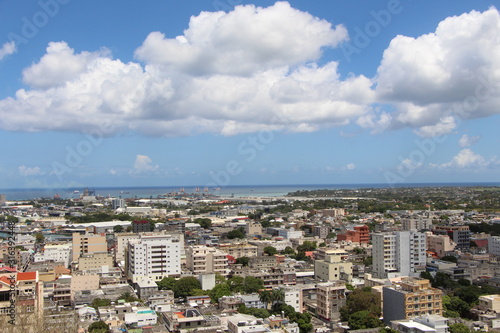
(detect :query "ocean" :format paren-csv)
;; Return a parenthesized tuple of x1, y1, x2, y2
(0, 182, 499, 201)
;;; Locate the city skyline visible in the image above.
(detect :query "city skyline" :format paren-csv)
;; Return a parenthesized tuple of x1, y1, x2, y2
(0, 0, 499, 189)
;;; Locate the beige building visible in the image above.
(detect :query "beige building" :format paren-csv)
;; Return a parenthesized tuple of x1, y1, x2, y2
(383, 277, 443, 324)
(316, 281, 347, 322)
(186, 245, 228, 276)
(77, 252, 114, 271)
(478, 295, 500, 312)
(72, 233, 108, 261)
(314, 250, 353, 282)
(218, 242, 258, 258)
(245, 222, 262, 236)
(426, 232, 456, 258)
(71, 274, 99, 299)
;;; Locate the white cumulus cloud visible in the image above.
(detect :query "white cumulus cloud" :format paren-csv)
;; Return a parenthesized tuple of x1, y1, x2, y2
(133, 155, 159, 173)
(375, 7, 500, 135)
(434, 148, 488, 168)
(0, 42, 16, 61)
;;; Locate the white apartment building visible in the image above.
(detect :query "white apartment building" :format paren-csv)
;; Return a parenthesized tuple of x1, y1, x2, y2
(488, 236, 500, 256)
(34, 243, 72, 267)
(186, 245, 228, 276)
(126, 234, 182, 283)
(373, 230, 427, 279)
(278, 228, 303, 240)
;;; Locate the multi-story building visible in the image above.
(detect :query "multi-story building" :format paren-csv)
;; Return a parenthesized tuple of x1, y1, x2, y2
(72, 233, 107, 262)
(313, 225, 330, 239)
(126, 233, 182, 283)
(316, 281, 347, 322)
(426, 232, 456, 258)
(246, 222, 262, 236)
(488, 236, 500, 256)
(111, 198, 126, 210)
(402, 218, 432, 231)
(77, 252, 114, 271)
(186, 245, 228, 276)
(132, 220, 152, 233)
(432, 225, 470, 251)
(336, 225, 370, 244)
(478, 294, 500, 312)
(115, 233, 140, 264)
(383, 277, 443, 324)
(33, 243, 72, 267)
(278, 228, 303, 240)
(314, 250, 353, 282)
(218, 242, 258, 258)
(372, 230, 427, 279)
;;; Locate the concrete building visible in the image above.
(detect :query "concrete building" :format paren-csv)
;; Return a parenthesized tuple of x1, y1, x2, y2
(314, 249, 353, 282)
(402, 218, 432, 231)
(278, 228, 303, 240)
(186, 245, 228, 276)
(33, 243, 72, 267)
(72, 233, 107, 262)
(372, 230, 427, 279)
(132, 220, 152, 233)
(383, 277, 443, 324)
(246, 222, 262, 236)
(336, 225, 370, 244)
(313, 225, 330, 239)
(478, 294, 500, 312)
(111, 198, 126, 210)
(126, 233, 182, 283)
(426, 232, 456, 258)
(115, 233, 140, 264)
(77, 252, 113, 271)
(488, 236, 500, 256)
(433, 225, 470, 251)
(316, 281, 347, 322)
(218, 242, 258, 258)
(391, 314, 449, 333)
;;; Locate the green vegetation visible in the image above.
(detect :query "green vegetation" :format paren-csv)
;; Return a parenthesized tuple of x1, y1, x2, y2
(88, 320, 110, 333)
(340, 287, 382, 330)
(227, 227, 245, 239)
(90, 298, 111, 309)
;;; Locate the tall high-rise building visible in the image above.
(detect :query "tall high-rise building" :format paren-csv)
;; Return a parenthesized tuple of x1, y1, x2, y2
(112, 198, 126, 210)
(0, 194, 6, 206)
(372, 230, 427, 279)
(316, 281, 347, 322)
(126, 233, 182, 283)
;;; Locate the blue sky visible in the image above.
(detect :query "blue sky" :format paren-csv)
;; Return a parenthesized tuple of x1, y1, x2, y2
(0, 0, 499, 189)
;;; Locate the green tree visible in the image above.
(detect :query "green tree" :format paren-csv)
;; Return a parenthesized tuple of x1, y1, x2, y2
(259, 290, 272, 309)
(236, 256, 250, 266)
(340, 288, 381, 321)
(157, 277, 176, 290)
(194, 218, 212, 229)
(117, 292, 140, 303)
(348, 310, 383, 330)
(227, 276, 245, 293)
(263, 246, 278, 256)
(443, 295, 471, 318)
(88, 320, 110, 333)
(210, 283, 232, 303)
(227, 228, 245, 239)
(449, 323, 472, 333)
(113, 225, 124, 233)
(282, 246, 295, 255)
(35, 233, 45, 243)
(173, 277, 201, 298)
(440, 255, 458, 263)
(90, 298, 111, 309)
(243, 276, 264, 293)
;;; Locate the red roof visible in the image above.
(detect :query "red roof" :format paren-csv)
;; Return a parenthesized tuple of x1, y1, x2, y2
(17, 271, 37, 281)
(0, 275, 13, 286)
(0, 267, 16, 272)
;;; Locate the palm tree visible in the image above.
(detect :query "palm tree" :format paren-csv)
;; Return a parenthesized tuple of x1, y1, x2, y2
(259, 290, 272, 310)
(271, 288, 285, 309)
